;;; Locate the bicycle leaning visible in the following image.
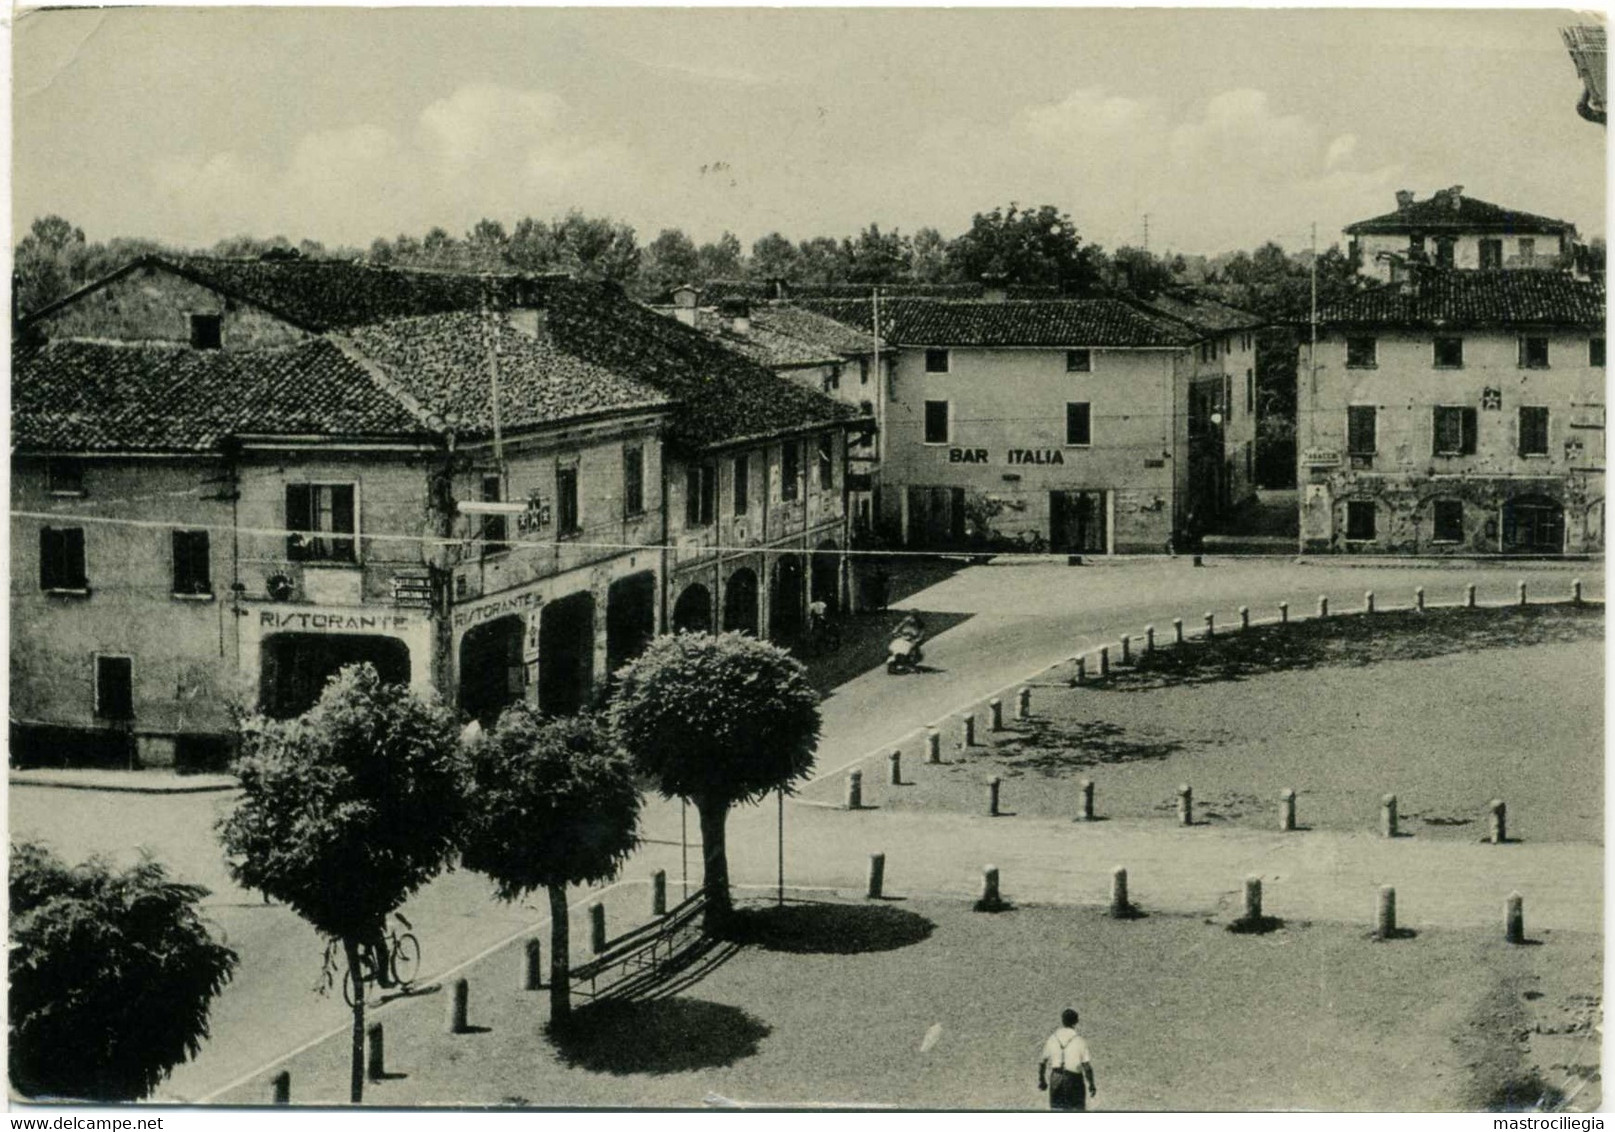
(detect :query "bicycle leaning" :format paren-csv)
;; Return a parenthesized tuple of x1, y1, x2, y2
(320, 913, 422, 1007)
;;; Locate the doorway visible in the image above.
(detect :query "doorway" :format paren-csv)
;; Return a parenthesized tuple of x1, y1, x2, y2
(1049, 491, 1107, 554)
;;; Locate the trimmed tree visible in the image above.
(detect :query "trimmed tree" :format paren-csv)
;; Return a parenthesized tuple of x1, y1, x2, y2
(217, 664, 465, 1104)
(9, 841, 238, 1101)
(460, 707, 642, 1025)
(609, 631, 821, 932)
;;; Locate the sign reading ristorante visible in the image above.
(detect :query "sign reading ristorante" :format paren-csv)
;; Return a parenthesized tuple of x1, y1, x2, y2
(259, 610, 415, 632)
(948, 448, 1068, 465)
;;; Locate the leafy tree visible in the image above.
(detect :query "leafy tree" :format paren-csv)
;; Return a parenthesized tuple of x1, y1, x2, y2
(945, 202, 1103, 291)
(553, 211, 642, 284)
(640, 227, 702, 296)
(1106, 245, 1176, 299)
(218, 664, 466, 1104)
(695, 231, 745, 282)
(609, 632, 821, 932)
(843, 223, 912, 284)
(460, 708, 642, 1024)
(9, 841, 238, 1100)
(748, 231, 800, 284)
(909, 226, 952, 284)
(796, 235, 848, 287)
(211, 233, 294, 258)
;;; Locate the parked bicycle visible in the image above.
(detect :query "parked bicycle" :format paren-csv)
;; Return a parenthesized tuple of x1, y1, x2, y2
(321, 913, 422, 1006)
(805, 602, 844, 653)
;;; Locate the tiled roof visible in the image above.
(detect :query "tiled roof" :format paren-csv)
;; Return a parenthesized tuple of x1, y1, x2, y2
(1135, 291, 1265, 335)
(1344, 194, 1574, 236)
(342, 310, 672, 436)
(655, 280, 1062, 304)
(543, 283, 861, 450)
(663, 304, 879, 369)
(801, 297, 1198, 348)
(12, 338, 431, 452)
(1315, 270, 1605, 329)
(24, 255, 565, 332)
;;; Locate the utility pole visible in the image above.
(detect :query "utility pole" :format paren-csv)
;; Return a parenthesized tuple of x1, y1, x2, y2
(1142, 213, 1151, 252)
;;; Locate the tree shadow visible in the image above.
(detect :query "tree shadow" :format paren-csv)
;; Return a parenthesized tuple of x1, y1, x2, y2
(547, 998, 770, 1075)
(1369, 927, 1419, 941)
(1226, 915, 1286, 935)
(723, 901, 935, 954)
(997, 720, 1185, 773)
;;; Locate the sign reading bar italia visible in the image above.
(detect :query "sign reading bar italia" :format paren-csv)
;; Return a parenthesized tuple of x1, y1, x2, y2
(949, 448, 1067, 465)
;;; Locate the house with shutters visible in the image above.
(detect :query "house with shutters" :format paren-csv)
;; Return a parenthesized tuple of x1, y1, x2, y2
(11, 255, 686, 766)
(1344, 187, 1580, 283)
(1297, 268, 1605, 555)
(805, 292, 1261, 554)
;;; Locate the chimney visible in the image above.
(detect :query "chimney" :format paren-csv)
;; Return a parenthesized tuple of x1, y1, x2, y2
(719, 297, 750, 336)
(1395, 190, 1416, 212)
(1446, 185, 1464, 211)
(981, 273, 1009, 303)
(671, 283, 700, 328)
(508, 308, 541, 337)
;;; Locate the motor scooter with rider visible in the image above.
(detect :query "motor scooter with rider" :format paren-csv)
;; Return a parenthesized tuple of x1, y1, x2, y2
(887, 613, 928, 674)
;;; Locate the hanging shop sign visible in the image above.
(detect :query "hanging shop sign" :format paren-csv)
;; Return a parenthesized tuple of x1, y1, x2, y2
(391, 571, 434, 609)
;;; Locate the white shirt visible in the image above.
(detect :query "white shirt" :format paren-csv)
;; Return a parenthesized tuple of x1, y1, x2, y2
(1041, 1028, 1092, 1071)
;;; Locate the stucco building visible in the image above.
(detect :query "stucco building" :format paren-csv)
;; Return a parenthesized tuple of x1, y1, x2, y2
(1345, 187, 1579, 283)
(1297, 269, 1605, 555)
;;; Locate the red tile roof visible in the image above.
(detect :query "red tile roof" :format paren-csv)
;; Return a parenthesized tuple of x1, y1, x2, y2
(1344, 194, 1574, 236)
(1315, 270, 1604, 329)
(803, 297, 1198, 348)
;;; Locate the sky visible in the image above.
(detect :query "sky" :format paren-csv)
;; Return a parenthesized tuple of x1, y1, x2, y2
(11, 6, 1608, 258)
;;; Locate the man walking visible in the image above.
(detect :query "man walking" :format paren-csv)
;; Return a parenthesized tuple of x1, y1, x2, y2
(1038, 1008, 1096, 1110)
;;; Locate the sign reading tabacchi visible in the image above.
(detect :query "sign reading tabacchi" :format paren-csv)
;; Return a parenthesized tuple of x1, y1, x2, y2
(949, 448, 1068, 465)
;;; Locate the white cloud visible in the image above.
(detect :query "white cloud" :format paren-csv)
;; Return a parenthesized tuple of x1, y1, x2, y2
(1325, 134, 1358, 170)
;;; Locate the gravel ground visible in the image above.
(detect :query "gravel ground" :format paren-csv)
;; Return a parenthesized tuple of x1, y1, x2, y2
(218, 897, 1600, 1111)
(850, 609, 1602, 844)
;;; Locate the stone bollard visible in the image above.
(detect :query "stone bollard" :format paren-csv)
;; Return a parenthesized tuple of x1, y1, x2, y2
(847, 770, 863, 810)
(1489, 799, 1507, 845)
(524, 938, 544, 991)
(590, 903, 607, 954)
(1239, 606, 1250, 631)
(1016, 687, 1031, 720)
(1505, 892, 1525, 944)
(1173, 618, 1185, 644)
(1242, 876, 1263, 922)
(1204, 611, 1215, 639)
(1380, 794, 1398, 838)
(1121, 635, 1132, 665)
(1518, 580, 1528, 607)
(1109, 866, 1130, 918)
(987, 776, 1002, 816)
(1365, 590, 1375, 614)
(1572, 578, 1583, 605)
(963, 713, 977, 748)
(979, 866, 1003, 911)
(448, 978, 470, 1034)
(652, 870, 668, 916)
(271, 1071, 291, 1106)
(1279, 601, 1289, 624)
(889, 750, 902, 786)
(1145, 625, 1156, 654)
(1075, 656, 1087, 686)
(1377, 886, 1397, 939)
(1317, 595, 1329, 618)
(1465, 583, 1477, 609)
(1177, 784, 1193, 826)
(926, 728, 941, 765)
(1099, 647, 1110, 678)
(1193, 554, 1204, 568)
(367, 1022, 385, 1082)
(1280, 788, 1296, 832)
(989, 698, 1004, 732)
(1079, 778, 1095, 822)
(867, 853, 886, 900)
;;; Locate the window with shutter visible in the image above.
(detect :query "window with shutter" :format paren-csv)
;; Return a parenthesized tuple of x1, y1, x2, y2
(781, 443, 801, 502)
(40, 526, 87, 591)
(1347, 406, 1377, 456)
(95, 656, 134, 720)
(1065, 402, 1092, 446)
(172, 530, 211, 595)
(1433, 406, 1477, 456)
(924, 400, 949, 444)
(286, 484, 356, 561)
(1519, 406, 1549, 457)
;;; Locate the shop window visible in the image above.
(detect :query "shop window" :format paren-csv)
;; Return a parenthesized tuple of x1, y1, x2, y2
(817, 434, 834, 488)
(189, 313, 222, 350)
(40, 526, 87, 591)
(781, 442, 801, 502)
(556, 467, 580, 536)
(480, 475, 508, 552)
(1347, 405, 1377, 456)
(95, 655, 134, 721)
(1519, 336, 1550, 369)
(1519, 406, 1550, 457)
(1591, 337, 1605, 368)
(733, 454, 749, 515)
(1065, 402, 1091, 446)
(623, 446, 645, 517)
(924, 349, 950, 374)
(1433, 337, 1464, 369)
(286, 484, 356, 562)
(1346, 337, 1377, 368)
(1433, 406, 1477, 456)
(172, 530, 212, 595)
(46, 458, 85, 497)
(924, 400, 949, 445)
(1066, 349, 1092, 373)
(1345, 501, 1376, 541)
(1432, 499, 1464, 543)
